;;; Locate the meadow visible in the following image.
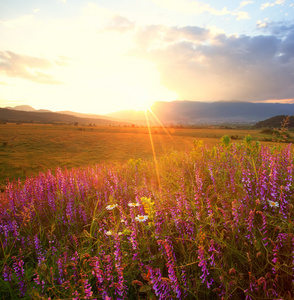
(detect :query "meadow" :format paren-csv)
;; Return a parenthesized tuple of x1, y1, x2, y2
(0, 123, 284, 187)
(0, 121, 293, 299)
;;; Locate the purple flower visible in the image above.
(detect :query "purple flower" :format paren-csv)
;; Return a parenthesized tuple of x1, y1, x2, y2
(158, 239, 182, 299)
(113, 234, 127, 298)
(33, 272, 45, 290)
(34, 235, 46, 265)
(3, 264, 12, 282)
(82, 275, 93, 299)
(90, 256, 110, 299)
(12, 255, 27, 297)
(197, 245, 213, 288)
(148, 267, 171, 300)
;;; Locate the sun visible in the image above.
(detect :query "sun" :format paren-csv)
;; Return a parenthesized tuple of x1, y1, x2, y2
(132, 97, 154, 112)
(130, 85, 154, 111)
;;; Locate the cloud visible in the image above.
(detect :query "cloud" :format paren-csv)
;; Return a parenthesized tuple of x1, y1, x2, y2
(1, 2, 293, 110)
(259, 98, 294, 104)
(278, 28, 294, 63)
(256, 19, 269, 28)
(240, 1, 254, 7)
(258, 21, 294, 36)
(134, 25, 210, 50)
(53, 55, 71, 67)
(0, 14, 35, 28)
(151, 0, 249, 20)
(106, 15, 134, 32)
(132, 21, 294, 102)
(260, 2, 270, 9)
(260, 0, 286, 9)
(0, 51, 62, 84)
(255, 21, 294, 62)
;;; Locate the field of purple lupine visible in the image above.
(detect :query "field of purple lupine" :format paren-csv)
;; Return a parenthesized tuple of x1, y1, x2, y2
(0, 136, 293, 299)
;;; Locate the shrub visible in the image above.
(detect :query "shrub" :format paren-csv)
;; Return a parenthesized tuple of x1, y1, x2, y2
(260, 128, 273, 134)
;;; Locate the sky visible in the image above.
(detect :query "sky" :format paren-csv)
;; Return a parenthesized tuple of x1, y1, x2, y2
(0, 0, 294, 114)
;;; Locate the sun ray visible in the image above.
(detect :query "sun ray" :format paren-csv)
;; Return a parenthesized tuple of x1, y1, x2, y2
(147, 108, 174, 140)
(144, 110, 161, 192)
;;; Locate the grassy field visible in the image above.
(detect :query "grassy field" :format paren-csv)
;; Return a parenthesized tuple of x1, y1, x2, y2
(0, 123, 291, 186)
(0, 135, 293, 299)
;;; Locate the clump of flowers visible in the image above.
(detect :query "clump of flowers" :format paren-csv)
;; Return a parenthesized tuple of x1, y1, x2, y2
(141, 197, 154, 215)
(0, 139, 293, 299)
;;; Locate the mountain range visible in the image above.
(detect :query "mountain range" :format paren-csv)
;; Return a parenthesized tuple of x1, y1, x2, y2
(1, 101, 294, 125)
(106, 101, 294, 124)
(0, 106, 125, 125)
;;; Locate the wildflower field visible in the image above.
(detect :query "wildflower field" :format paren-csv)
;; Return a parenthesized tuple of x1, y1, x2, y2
(0, 136, 293, 299)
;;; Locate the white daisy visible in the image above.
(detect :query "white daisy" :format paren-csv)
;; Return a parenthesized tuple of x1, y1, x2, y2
(268, 200, 279, 208)
(106, 204, 118, 210)
(105, 230, 113, 236)
(135, 215, 149, 222)
(128, 202, 140, 207)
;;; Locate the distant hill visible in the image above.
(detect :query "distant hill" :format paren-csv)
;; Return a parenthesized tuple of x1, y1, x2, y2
(106, 101, 294, 124)
(104, 110, 153, 125)
(254, 115, 294, 128)
(151, 101, 294, 124)
(59, 110, 117, 122)
(0, 107, 127, 126)
(5, 105, 36, 111)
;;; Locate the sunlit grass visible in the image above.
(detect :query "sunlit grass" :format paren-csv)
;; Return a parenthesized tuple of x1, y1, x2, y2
(0, 136, 293, 299)
(0, 123, 290, 186)
(0, 123, 195, 186)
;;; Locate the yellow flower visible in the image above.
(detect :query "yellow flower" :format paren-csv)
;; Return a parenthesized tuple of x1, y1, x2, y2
(141, 197, 154, 205)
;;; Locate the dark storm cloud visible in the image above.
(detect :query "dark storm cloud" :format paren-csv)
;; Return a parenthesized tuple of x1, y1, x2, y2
(0, 51, 62, 84)
(132, 22, 294, 102)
